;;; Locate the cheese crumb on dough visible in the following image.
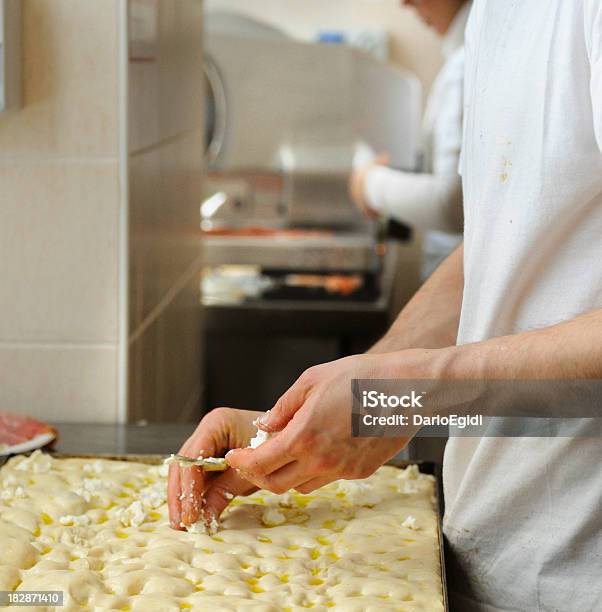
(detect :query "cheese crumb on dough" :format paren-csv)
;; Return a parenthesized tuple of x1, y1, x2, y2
(139, 481, 166, 509)
(336, 480, 383, 506)
(261, 507, 287, 526)
(83, 460, 104, 475)
(402, 515, 419, 530)
(116, 501, 146, 528)
(186, 514, 219, 535)
(59, 514, 91, 527)
(74, 478, 105, 502)
(0, 485, 25, 501)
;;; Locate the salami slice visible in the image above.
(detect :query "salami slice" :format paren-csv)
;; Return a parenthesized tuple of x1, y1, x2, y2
(0, 412, 57, 453)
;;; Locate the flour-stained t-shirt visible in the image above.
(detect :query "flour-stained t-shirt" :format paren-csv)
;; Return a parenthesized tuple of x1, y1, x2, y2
(444, 1, 602, 611)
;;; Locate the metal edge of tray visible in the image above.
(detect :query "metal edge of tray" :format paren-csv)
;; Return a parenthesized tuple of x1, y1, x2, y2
(1, 453, 449, 611)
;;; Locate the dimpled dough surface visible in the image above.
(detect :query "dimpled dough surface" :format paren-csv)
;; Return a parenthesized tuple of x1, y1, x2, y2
(0, 452, 444, 611)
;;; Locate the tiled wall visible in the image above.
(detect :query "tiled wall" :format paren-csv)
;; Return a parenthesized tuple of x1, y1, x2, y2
(0, 0, 205, 424)
(0, 0, 121, 422)
(127, 0, 204, 423)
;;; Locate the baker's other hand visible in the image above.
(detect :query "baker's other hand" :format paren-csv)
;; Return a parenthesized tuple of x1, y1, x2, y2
(226, 350, 441, 495)
(349, 153, 389, 218)
(167, 408, 261, 531)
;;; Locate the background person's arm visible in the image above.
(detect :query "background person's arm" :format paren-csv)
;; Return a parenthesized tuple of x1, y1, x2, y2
(363, 166, 463, 233)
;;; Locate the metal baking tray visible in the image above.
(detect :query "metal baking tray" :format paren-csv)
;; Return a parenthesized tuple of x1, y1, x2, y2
(0, 453, 449, 611)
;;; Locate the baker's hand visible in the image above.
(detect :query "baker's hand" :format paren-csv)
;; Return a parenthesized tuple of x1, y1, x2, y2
(349, 153, 389, 218)
(167, 408, 261, 531)
(225, 350, 438, 494)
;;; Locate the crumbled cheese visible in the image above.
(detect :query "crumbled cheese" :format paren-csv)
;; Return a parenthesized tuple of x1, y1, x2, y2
(223, 491, 234, 500)
(249, 412, 273, 449)
(335, 480, 382, 506)
(116, 501, 146, 528)
(402, 515, 419, 530)
(2, 474, 17, 486)
(59, 514, 91, 527)
(74, 478, 105, 502)
(83, 460, 104, 475)
(186, 514, 219, 536)
(261, 507, 286, 527)
(15, 450, 52, 473)
(0, 486, 25, 501)
(201, 457, 226, 466)
(278, 492, 295, 508)
(139, 481, 166, 509)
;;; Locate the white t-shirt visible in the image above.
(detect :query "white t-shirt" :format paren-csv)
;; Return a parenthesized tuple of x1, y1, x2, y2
(363, 4, 471, 278)
(444, 1, 602, 611)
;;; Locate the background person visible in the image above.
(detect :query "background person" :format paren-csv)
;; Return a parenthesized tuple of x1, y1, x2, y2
(350, 0, 471, 278)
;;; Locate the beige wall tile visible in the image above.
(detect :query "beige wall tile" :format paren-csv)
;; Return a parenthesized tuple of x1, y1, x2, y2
(0, 0, 119, 158)
(128, 271, 203, 424)
(129, 131, 203, 334)
(0, 161, 120, 343)
(0, 344, 118, 423)
(128, 0, 204, 155)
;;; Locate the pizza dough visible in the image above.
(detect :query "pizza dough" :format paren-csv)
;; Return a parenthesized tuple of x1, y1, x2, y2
(0, 451, 444, 611)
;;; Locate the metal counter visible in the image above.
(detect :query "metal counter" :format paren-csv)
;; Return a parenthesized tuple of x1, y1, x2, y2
(50, 423, 195, 456)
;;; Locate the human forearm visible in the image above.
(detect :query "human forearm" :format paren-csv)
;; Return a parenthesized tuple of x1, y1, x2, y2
(365, 166, 463, 233)
(370, 244, 464, 354)
(444, 308, 602, 380)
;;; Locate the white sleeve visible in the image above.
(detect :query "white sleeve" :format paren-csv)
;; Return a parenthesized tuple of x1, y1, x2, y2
(363, 48, 465, 233)
(364, 166, 463, 233)
(586, 0, 602, 153)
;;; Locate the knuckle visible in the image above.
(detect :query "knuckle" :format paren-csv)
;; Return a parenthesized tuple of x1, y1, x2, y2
(300, 365, 320, 384)
(208, 406, 229, 422)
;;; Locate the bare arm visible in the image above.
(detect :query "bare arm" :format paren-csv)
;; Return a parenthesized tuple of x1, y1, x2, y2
(370, 244, 464, 354)
(445, 308, 602, 380)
